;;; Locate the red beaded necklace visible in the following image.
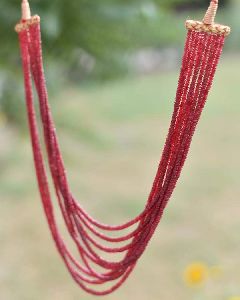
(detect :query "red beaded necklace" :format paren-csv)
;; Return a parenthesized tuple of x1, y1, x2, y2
(15, 0, 230, 296)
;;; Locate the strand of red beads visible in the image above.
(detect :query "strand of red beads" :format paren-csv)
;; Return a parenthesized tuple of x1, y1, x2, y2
(16, 0, 229, 295)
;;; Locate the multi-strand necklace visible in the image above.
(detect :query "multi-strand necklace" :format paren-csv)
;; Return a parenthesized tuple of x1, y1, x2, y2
(15, 0, 230, 295)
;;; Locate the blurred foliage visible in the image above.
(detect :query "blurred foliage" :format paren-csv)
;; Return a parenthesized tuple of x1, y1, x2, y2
(0, 0, 233, 126)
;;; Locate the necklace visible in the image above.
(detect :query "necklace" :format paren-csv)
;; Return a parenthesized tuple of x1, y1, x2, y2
(15, 0, 230, 295)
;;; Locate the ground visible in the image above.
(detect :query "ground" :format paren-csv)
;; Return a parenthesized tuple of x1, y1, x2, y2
(0, 55, 239, 300)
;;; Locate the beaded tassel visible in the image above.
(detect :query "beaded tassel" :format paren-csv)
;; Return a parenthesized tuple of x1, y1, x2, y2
(15, 0, 230, 296)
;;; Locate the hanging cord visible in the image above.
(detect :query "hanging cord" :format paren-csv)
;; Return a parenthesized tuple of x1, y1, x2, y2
(203, 0, 218, 25)
(21, 0, 31, 20)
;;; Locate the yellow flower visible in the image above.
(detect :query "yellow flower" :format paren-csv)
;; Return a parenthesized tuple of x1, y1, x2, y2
(228, 297, 240, 300)
(183, 262, 209, 287)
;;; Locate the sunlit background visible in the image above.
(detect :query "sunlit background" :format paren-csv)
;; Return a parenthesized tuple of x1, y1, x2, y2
(0, 0, 240, 299)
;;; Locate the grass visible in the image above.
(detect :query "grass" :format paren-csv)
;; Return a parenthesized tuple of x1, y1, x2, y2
(0, 54, 240, 300)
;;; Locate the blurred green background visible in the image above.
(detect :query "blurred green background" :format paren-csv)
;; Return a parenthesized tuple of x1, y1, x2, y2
(0, 0, 240, 299)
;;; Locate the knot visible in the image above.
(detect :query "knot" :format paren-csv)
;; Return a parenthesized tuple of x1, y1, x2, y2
(185, 20, 230, 37)
(15, 15, 40, 33)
